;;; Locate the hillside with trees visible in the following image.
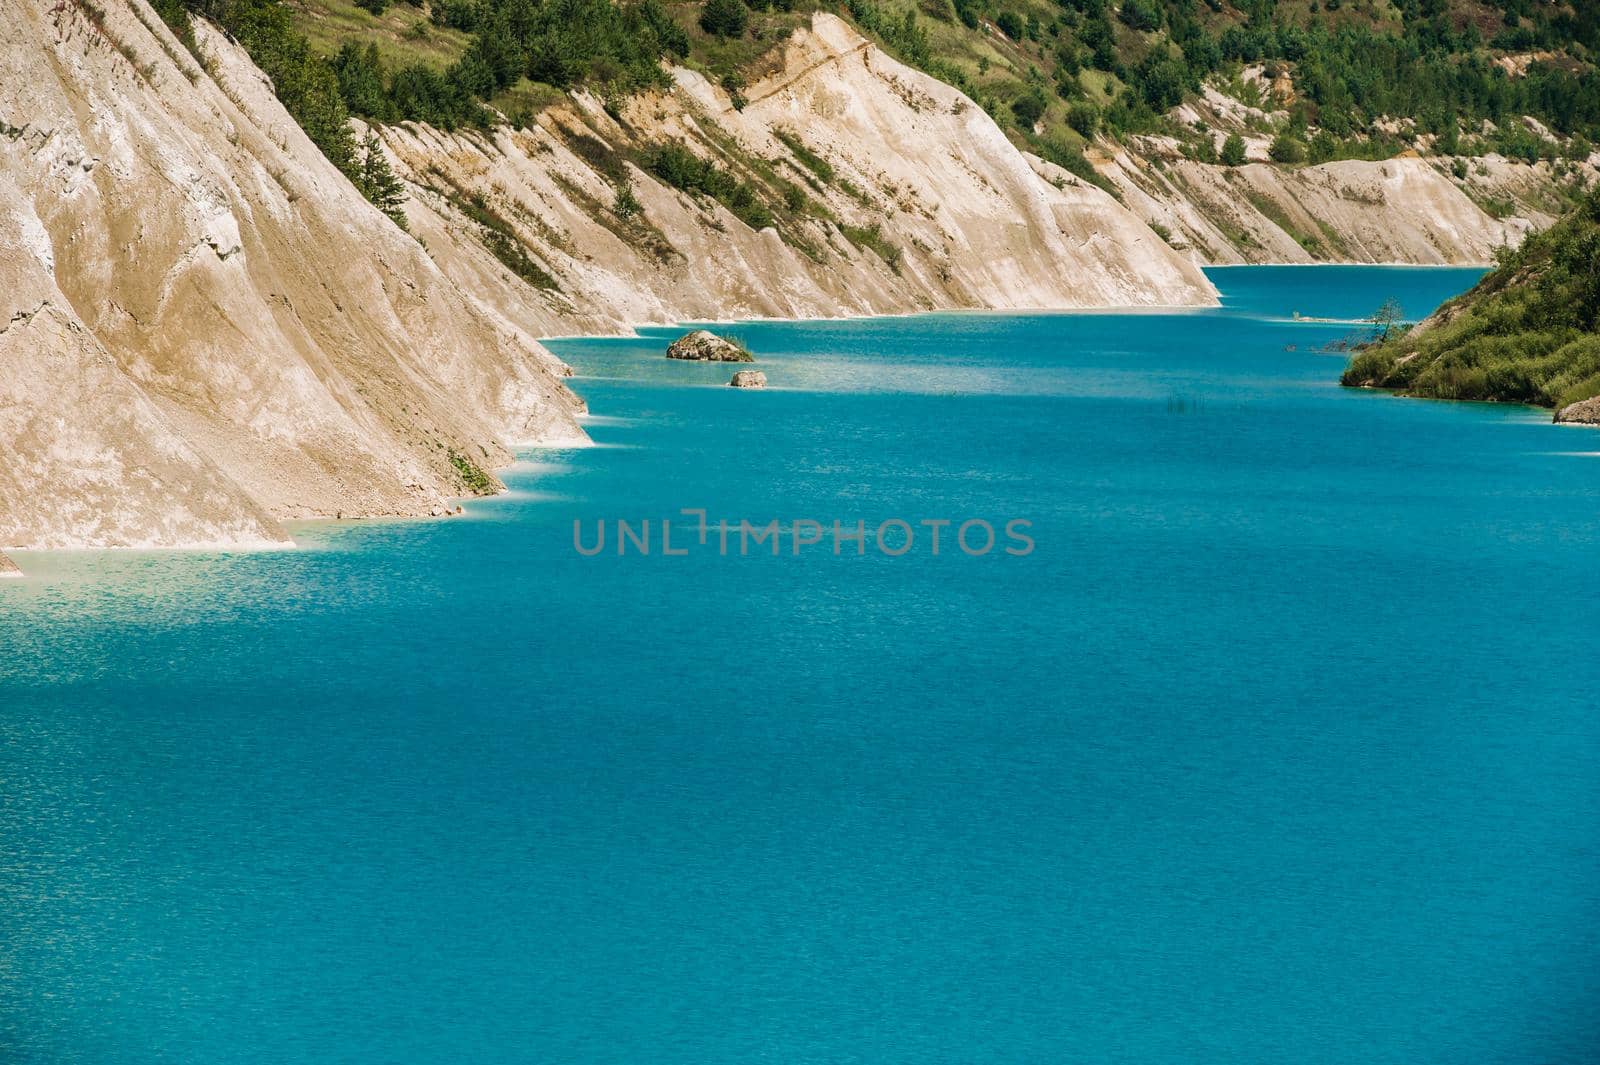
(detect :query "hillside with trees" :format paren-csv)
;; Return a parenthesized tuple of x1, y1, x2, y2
(1342, 186, 1600, 421)
(149, 0, 1600, 273)
(173, 1, 1600, 183)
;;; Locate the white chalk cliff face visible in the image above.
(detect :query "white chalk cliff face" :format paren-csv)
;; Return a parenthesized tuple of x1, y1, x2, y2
(1102, 149, 1553, 265)
(0, 0, 585, 551)
(15, 4, 1565, 556)
(379, 13, 1219, 338)
(0, 5, 1220, 554)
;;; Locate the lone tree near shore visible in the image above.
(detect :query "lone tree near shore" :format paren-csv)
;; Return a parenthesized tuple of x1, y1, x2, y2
(1370, 297, 1405, 342)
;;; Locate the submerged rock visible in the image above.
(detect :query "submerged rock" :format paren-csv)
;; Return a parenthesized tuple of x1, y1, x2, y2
(729, 370, 768, 389)
(667, 330, 753, 363)
(1555, 395, 1600, 425)
(0, 552, 21, 579)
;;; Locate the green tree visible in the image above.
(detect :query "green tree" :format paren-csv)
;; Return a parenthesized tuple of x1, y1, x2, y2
(1221, 133, 1247, 166)
(1067, 102, 1100, 138)
(1268, 133, 1307, 163)
(1370, 297, 1404, 342)
(1134, 51, 1190, 112)
(355, 131, 408, 229)
(334, 41, 388, 120)
(1118, 0, 1160, 32)
(1011, 90, 1047, 130)
(1308, 129, 1339, 164)
(151, 0, 196, 51)
(700, 0, 748, 37)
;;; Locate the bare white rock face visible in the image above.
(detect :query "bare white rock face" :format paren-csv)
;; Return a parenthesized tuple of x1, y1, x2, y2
(5, 3, 1587, 552)
(0, 0, 586, 549)
(375, 13, 1220, 339)
(1096, 144, 1586, 267)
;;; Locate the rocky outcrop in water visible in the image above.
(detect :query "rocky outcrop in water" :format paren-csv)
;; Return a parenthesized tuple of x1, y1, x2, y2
(668, 331, 752, 362)
(729, 370, 768, 388)
(0, 551, 21, 578)
(1555, 396, 1600, 425)
(0, 0, 585, 550)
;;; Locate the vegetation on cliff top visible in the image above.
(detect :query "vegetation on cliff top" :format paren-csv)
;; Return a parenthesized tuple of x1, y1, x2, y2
(280, 0, 1600, 163)
(1342, 187, 1600, 413)
(164, 0, 1600, 260)
(164, 0, 411, 225)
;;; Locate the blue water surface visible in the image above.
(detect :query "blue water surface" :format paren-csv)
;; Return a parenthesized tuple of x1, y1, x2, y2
(3, 267, 1598, 1064)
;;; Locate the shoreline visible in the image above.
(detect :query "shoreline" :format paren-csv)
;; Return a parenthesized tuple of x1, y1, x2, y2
(1205, 261, 1495, 269)
(0, 265, 1550, 564)
(534, 301, 1222, 341)
(536, 263, 1489, 341)
(1343, 383, 1600, 426)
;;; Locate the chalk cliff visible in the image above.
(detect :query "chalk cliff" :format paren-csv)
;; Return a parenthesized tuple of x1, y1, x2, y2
(0, 0, 585, 550)
(6, 2, 1590, 553)
(1101, 148, 1560, 265)
(376, 13, 1219, 338)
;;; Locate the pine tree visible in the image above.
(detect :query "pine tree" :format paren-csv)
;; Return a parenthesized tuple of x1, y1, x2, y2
(699, 0, 748, 38)
(355, 131, 408, 230)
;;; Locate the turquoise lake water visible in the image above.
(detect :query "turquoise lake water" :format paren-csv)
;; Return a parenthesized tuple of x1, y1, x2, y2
(3, 267, 1598, 1062)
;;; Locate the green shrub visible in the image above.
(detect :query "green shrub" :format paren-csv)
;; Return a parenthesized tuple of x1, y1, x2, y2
(449, 449, 498, 495)
(773, 129, 835, 184)
(614, 184, 642, 220)
(1011, 90, 1047, 130)
(700, 0, 749, 37)
(1066, 103, 1100, 138)
(838, 223, 903, 273)
(1343, 190, 1600, 412)
(1268, 134, 1307, 164)
(651, 143, 773, 231)
(1036, 138, 1119, 197)
(1221, 133, 1247, 167)
(845, 0, 932, 68)
(452, 191, 561, 290)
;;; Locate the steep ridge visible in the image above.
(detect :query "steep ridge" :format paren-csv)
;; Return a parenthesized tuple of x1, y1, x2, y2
(1091, 67, 1596, 267)
(0, 0, 585, 550)
(378, 13, 1218, 337)
(1101, 150, 1546, 265)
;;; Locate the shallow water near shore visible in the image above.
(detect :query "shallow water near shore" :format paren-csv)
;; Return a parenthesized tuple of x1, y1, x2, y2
(4, 267, 1599, 1063)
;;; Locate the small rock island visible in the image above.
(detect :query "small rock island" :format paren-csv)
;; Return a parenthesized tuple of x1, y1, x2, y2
(729, 370, 767, 389)
(666, 330, 753, 363)
(0, 552, 22, 579)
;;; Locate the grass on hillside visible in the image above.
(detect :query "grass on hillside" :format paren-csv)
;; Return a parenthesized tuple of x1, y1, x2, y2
(290, 0, 470, 68)
(1343, 189, 1600, 412)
